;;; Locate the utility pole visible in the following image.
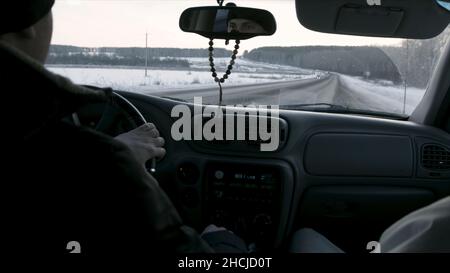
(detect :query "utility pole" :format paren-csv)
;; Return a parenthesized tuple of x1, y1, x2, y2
(403, 39, 408, 115)
(145, 32, 148, 77)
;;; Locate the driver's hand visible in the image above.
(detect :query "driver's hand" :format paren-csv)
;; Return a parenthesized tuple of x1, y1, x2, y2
(115, 123, 166, 166)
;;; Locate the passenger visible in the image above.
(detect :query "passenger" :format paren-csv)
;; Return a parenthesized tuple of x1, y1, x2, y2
(290, 196, 450, 253)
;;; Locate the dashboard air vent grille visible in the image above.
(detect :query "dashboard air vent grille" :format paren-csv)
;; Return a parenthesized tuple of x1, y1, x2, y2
(422, 144, 450, 171)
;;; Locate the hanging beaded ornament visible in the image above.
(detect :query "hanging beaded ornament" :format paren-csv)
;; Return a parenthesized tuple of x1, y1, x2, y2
(208, 38, 240, 105)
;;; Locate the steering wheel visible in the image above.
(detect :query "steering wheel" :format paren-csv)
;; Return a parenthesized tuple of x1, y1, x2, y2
(96, 90, 147, 132)
(73, 86, 146, 134)
(75, 86, 157, 172)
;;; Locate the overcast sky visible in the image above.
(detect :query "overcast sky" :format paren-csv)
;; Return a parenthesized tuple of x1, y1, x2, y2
(52, 0, 403, 49)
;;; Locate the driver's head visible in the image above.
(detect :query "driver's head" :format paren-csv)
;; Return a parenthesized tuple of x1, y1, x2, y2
(0, 0, 55, 63)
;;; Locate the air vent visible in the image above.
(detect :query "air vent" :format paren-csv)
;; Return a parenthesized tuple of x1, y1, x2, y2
(191, 114, 288, 152)
(421, 144, 450, 171)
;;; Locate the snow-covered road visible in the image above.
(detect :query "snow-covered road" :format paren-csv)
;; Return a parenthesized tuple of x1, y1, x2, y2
(149, 74, 425, 115)
(49, 65, 426, 116)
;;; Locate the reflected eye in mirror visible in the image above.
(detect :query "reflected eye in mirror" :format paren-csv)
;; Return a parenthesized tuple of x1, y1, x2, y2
(228, 19, 267, 34)
(179, 6, 277, 40)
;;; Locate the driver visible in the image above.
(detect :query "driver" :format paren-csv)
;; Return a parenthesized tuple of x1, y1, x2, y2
(4, 0, 246, 254)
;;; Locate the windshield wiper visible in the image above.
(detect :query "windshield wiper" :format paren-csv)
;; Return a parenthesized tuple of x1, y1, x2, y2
(160, 96, 189, 103)
(280, 103, 408, 119)
(281, 103, 345, 110)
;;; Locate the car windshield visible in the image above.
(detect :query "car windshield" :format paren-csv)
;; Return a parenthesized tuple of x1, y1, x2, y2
(47, 0, 450, 118)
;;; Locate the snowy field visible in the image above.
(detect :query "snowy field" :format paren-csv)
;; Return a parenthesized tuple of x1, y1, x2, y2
(178, 57, 312, 75)
(339, 75, 426, 115)
(48, 66, 309, 92)
(47, 58, 312, 92)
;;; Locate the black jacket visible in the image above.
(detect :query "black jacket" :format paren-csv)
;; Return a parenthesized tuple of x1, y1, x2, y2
(3, 42, 212, 255)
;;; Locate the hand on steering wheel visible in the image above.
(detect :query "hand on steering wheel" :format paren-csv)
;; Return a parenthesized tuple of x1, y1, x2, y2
(115, 123, 166, 167)
(82, 87, 164, 172)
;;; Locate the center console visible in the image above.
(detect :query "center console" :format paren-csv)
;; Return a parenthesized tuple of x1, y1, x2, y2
(204, 163, 282, 248)
(174, 158, 293, 250)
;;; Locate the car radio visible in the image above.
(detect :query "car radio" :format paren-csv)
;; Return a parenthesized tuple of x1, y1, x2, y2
(204, 163, 281, 248)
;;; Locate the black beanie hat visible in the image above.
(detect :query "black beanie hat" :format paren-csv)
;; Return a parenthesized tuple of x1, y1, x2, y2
(0, 0, 55, 35)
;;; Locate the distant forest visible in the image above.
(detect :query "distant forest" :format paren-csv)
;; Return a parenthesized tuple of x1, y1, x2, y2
(47, 54, 190, 68)
(244, 28, 449, 88)
(49, 45, 233, 58)
(243, 46, 403, 84)
(380, 27, 450, 88)
(47, 45, 233, 68)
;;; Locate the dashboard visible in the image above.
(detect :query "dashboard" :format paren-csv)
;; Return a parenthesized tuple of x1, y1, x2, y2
(117, 91, 450, 252)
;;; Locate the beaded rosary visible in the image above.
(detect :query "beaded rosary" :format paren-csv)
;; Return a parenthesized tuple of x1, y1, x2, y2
(208, 38, 240, 106)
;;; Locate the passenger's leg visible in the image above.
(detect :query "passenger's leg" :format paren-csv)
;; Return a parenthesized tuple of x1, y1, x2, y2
(289, 228, 345, 253)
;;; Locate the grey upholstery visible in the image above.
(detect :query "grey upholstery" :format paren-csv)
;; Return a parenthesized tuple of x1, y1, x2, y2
(289, 228, 344, 253)
(380, 196, 450, 253)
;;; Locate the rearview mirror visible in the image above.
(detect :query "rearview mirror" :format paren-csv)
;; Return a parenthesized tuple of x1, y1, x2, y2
(179, 6, 277, 40)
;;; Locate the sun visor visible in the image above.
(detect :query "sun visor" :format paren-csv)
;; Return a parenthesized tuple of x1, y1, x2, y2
(296, 0, 450, 39)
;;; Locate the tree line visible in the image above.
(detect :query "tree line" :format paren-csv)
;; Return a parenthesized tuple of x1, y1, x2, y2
(381, 27, 450, 88)
(243, 46, 403, 84)
(48, 45, 233, 68)
(47, 53, 190, 68)
(243, 27, 449, 88)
